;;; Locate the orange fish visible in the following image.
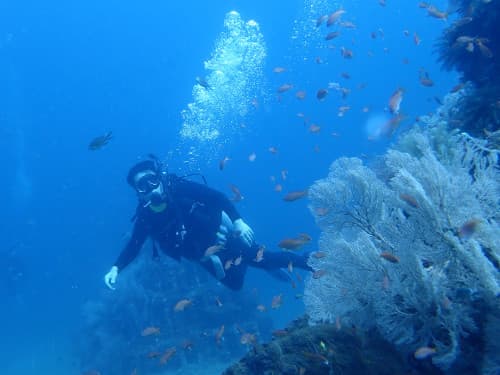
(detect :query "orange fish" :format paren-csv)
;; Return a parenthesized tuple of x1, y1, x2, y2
(325, 31, 340, 40)
(309, 124, 321, 133)
(399, 193, 419, 208)
(215, 296, 223, 307)
(256, 304, 267, 312)
(147, 351, 162, 359)
(240, 332, 257, 345)
(174, 298, 192, 312)
(283, 190, 308, 202)
(271, 294, 283, 309)
(316, 14, 328, 27)
(414, 346, 437, 359)
(219, 156, 230, 171)
(335, 316, 342, 330)
(159, 347, 176, 365)
(340, 21, 356, 29)
(254, 245, 265, 262)
(315, 207, 330, 216)
(338, 105, 351, 117)
(341, 47, 353, 59)
(295, 90, 307, 100)
(141, 326, 160, 337)
(280, 169, 288, 180)
(229, 183, 243, 202)
(419, 70, 434, 87)
(182, 340, 194, 351)
(414, 32, 421, 46)
(215, 324, 225, 344)
(278, 233, 311, 250)
(441, 295, 452, 310)
(382, 113, 407, 136)
(382, 274, 390, 290)
(234, 255, 243, 266)
(476, 39, 493, 58)
(427, 6, 447, 19)
(312, 269, 327, 279)
(458, 219, 481, 239)
(326, 9, 346, 26)
(380, 252, 400, 263)
(277, 84, 294, 93)
(272, 329, 288, 337)
(388, 88, 404, 114)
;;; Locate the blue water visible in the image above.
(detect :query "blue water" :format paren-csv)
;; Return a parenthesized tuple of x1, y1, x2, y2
(0, 0, 458, 374)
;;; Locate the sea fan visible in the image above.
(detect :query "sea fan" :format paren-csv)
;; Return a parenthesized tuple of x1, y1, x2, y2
(436, 0, 499, 135)
(305, 119, 500, 370)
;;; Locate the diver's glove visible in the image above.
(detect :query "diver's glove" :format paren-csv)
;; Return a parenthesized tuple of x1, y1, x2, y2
(216, 211, 234, 245)
(233, 218, 255, 247)
(104, 266, 118, 290)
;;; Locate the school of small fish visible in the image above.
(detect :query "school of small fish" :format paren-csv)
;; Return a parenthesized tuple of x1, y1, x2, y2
(88, 3, 492, 373)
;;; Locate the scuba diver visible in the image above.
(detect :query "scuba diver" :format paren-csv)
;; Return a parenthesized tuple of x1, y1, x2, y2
(104, 156, 312, 291)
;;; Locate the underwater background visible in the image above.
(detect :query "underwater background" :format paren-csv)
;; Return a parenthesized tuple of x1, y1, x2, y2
(1, 0, 498, 374)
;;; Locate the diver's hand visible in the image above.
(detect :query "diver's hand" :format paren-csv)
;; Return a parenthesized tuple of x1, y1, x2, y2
(233, 218, 255, 247)
(104, 266, 118, 290)
(216, 211, 234, 245)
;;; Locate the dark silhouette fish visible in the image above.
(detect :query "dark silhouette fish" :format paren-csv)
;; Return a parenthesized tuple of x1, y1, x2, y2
(88, 131, 112, 150)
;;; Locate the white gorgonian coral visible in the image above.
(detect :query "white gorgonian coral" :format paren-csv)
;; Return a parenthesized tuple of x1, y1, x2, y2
(305, 119, 499, 369)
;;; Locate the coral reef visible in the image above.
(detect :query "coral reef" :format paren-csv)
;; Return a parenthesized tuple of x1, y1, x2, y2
(304, 98, 499, 371)
(77, 253, 272, 375)
(437, 0, 499, 136)
(222, 316, 431, 375)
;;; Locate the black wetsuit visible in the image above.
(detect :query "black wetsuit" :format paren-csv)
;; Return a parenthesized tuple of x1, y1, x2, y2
(114, 174, 311, 290)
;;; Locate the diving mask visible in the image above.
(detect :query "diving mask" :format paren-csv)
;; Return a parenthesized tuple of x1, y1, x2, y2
(135, 173, 161, 194)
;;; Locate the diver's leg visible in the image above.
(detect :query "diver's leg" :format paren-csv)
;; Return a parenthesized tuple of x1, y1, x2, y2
(218, 264, 247, 290)
(244, 243, 313, 272)
(199, 242, 248, 290)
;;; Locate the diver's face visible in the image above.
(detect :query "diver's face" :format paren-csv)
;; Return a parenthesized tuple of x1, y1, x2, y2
(133, 171, 163, 203)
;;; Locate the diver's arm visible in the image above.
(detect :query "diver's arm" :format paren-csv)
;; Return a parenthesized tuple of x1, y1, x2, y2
(104, 218, 148, 290)
(114, 218, 149, 271)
